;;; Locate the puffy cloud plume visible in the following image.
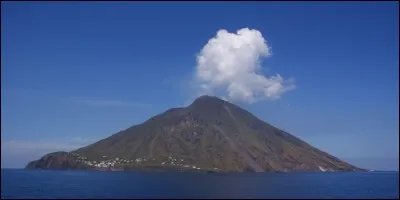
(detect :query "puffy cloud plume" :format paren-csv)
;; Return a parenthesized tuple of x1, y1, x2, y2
(194, 28, 295, 103)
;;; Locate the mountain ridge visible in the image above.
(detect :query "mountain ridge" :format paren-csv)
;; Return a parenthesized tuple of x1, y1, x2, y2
(26, 95, 365, 172)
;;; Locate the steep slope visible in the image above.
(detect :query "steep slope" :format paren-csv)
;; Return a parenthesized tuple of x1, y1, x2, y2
(26, 95, 364, 172)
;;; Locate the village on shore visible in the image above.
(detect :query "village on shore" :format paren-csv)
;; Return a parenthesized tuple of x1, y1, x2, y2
(70, 153, 220, 172)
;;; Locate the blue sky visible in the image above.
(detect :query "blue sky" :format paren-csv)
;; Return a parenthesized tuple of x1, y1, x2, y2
(1, 2, 398, 170)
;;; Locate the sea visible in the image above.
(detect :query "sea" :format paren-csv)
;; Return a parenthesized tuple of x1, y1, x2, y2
(1, 169, 398, 199)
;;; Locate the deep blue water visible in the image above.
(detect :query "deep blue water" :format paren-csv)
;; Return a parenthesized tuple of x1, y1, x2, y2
(1, 169, 398, 199)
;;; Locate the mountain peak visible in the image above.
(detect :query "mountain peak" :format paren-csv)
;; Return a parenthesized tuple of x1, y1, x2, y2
(193, 95, 226, 104)
(195, 95, 222, 101)
(190, 95, 227, 109)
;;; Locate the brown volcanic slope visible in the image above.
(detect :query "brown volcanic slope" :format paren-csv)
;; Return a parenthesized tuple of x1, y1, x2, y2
(26, 95, 364, 172)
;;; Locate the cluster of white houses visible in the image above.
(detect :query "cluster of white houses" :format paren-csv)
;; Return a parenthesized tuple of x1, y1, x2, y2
(71, 153, 219, 171)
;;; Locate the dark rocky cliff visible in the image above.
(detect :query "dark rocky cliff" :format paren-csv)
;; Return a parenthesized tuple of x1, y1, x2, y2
(26, 152, 90, 170)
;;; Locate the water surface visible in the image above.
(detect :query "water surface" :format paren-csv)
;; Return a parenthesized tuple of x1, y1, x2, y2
(1, 169, 398, 199)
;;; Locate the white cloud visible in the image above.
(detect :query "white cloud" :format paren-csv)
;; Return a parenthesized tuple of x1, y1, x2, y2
(67, 97, 151, 108)
(194, 28, 295, 103)
(2, 87, 152, 108)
